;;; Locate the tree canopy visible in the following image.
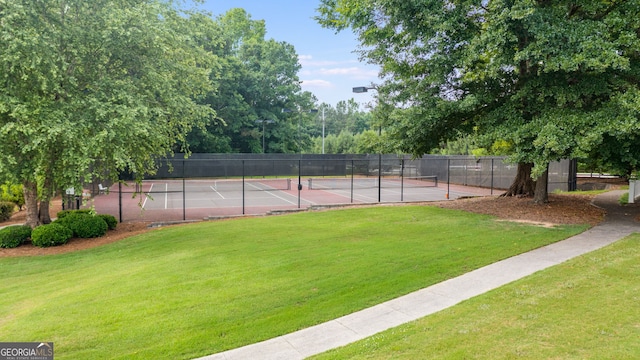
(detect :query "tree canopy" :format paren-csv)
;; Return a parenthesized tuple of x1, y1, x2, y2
(185, 8, 316, 154)
(0, 0, 216, 226)
(317, 0, 640, 202)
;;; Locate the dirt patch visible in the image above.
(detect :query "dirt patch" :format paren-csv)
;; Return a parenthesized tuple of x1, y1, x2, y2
(0, 221, 152, 258)
(1, 198, 154, 258)
(495, 219, 558, 228)
(432, 193, 605, 227)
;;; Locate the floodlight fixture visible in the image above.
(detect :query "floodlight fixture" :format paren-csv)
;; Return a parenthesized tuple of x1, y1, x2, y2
(352, 86, 369, 93)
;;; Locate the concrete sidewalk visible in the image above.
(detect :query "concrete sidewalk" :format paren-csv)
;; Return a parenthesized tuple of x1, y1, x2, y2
(196, 191, 639, 360)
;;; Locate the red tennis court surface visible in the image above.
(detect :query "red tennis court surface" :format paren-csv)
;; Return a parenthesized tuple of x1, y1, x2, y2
(89, 178, 496, 223)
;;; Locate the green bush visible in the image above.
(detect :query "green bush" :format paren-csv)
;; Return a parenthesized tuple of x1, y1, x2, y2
(98, 214, 118, 230)
(31, 223, 73, 247)
(74, 216, 108, 238)
(0, 183, 24, 210)
(56, 209, 93, 219)
(0, 225, 32, 248)
(54, 212, 108, 238)
(0, 201, 15, 222)
(54, 211, 87, 232)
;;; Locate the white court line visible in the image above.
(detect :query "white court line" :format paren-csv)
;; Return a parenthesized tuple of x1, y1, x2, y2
(315, 188, 363, 202)
(246, 182, 300, 205)
(320, 186, 439, 203)
(142, 183, 154, 209)
(210, 185, 225, 199)
(318, 188, 379, 203)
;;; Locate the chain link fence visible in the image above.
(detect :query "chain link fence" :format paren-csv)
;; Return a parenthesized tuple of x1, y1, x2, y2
(90, 154, 575, 223)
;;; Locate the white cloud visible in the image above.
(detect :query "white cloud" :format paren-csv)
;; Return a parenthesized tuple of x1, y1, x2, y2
(301, 79, 334, 88)
(318, 67, 359, 75)
(303, 67, 379, 80)
(321, 67, 377, 76)
(297, 54, 380, 105)
(298, 54, 379, 81)
(298, 54, 359, 67)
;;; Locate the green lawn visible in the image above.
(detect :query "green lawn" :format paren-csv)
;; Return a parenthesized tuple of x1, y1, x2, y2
(0, 206, 587, 359)
(312, 234, 640, 360)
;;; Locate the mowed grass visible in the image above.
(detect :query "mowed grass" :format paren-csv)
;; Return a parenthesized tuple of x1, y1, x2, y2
(0, 206, 588, 359)
(312, 234, 640, 360)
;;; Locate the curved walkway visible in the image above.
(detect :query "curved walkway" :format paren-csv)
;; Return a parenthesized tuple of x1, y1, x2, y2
(196, 191, 639, 360)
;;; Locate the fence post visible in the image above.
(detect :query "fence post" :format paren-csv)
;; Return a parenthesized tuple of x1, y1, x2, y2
(378, 154, 382, 202)
(118, 182, 123, 223)
(298, 159, 301, 208)
(350, 159, 354, 203)
(491, 158, 494, 195)
(401, 158, 405, 202)
(242, 160, 245, 215)
(447, 159, 450, 199)
(183, 158, 186, 221)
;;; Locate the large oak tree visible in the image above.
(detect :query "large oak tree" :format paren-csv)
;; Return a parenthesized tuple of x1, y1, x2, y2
(317, 0, 640, 203)
(0, 0, 216, 227)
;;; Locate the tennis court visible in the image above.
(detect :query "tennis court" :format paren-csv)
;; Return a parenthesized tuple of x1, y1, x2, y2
(86, 155, 574, 222)
(90, 175, 494, 223)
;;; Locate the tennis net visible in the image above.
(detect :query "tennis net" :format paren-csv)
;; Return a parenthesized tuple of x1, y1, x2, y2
(307, 176, 437, 190)
(212, 178, 292, 192)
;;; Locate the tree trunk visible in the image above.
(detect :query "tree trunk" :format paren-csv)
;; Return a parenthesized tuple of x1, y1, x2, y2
(533, 165, 549, 204)
(38, 199, 52, 224)
(501, 162, 535, 197)
(38, 174, 54, 224)
(23, 180, 41, 229)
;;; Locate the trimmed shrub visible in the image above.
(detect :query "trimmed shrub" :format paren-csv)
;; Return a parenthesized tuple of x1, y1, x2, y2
(53, 212, 86, 234)
(56, 209, 93, 219)
(0, 225, 32, 248)
(0, 201, 15, 222)
(52, 216, 71, 230)
(54, 212, 108, 238)
(73, 216, 108, 238)
(98, 214, 118, 230)
(31, 223, 73, 247)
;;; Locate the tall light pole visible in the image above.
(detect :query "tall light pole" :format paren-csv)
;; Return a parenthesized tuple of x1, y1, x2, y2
(282, 108, 319, 154)
(321, 107, 326, 154)
(255, 119, 274, 153)
(352, 85, 381, 202)
(282, 107, 319, 208)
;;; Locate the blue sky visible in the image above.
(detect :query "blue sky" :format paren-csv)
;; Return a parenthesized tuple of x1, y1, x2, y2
(196, 0, 380, 108)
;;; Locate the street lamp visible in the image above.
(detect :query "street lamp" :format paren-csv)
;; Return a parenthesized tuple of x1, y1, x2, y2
(352, 85, 381, 202)
(352, 86, 376, 93)
(255, 119, 274, 153)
